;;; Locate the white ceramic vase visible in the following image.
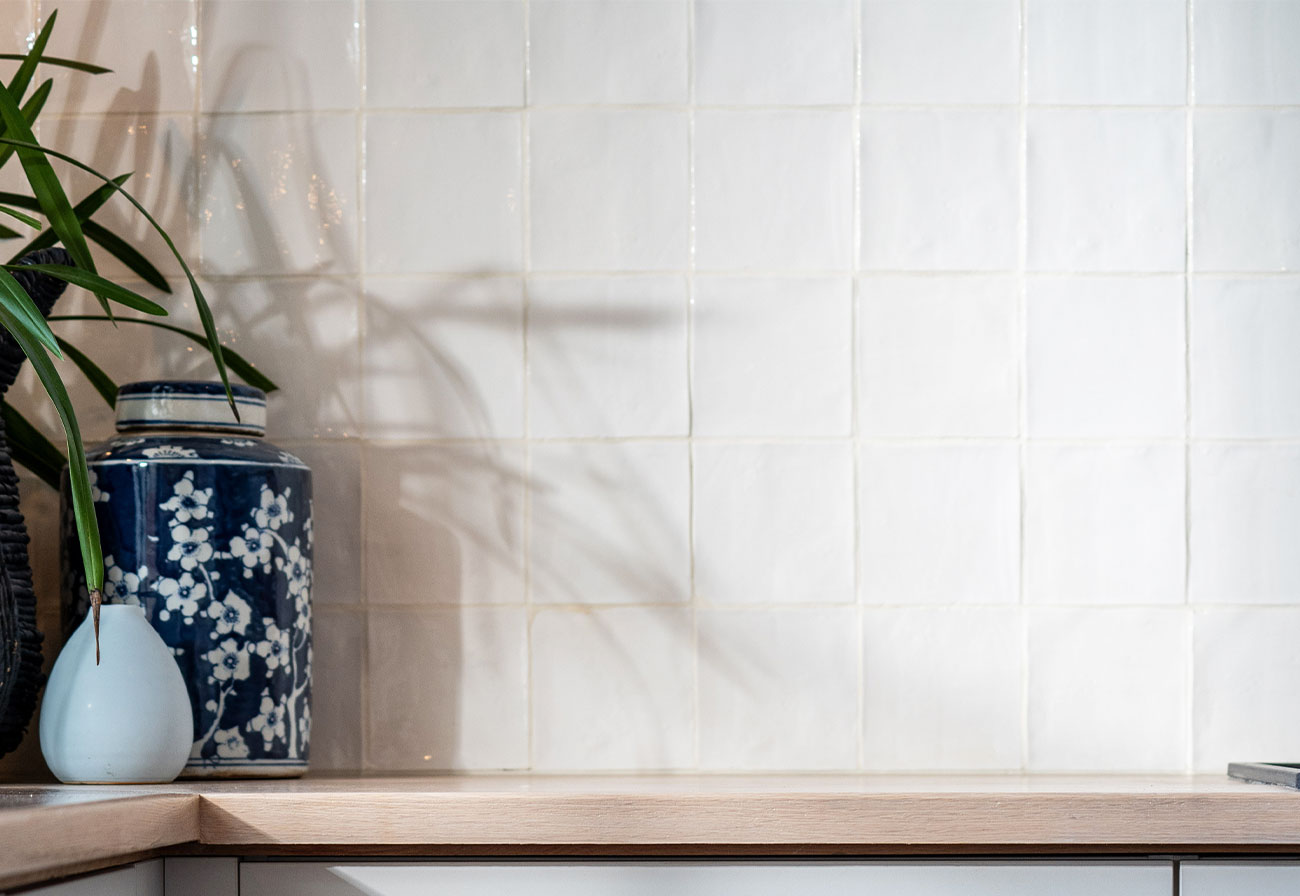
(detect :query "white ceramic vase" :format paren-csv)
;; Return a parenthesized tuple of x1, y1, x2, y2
(40, 605, 193, 783)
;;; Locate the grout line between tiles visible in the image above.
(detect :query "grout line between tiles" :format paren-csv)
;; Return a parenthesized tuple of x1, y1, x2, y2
(850, 0, 865, 773)
(1183, 0, 1196, 775)
(685, 0, 700, 774)
(521, 0, 535, 774)
(1016, 0, 1031, 774)
(354, 0, 372, 775)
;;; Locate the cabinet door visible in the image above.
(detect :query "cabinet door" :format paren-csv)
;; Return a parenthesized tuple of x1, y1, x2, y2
(1181, 861, 1300, 896)
(241, 860, 1171, 896)
(14, 860, 162, 896)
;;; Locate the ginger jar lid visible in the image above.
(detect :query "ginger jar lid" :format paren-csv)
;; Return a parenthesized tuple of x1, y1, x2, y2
(115, 380, 266, 436)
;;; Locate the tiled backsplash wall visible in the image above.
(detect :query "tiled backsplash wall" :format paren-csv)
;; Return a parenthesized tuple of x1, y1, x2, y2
(0, 0, 1297, 776)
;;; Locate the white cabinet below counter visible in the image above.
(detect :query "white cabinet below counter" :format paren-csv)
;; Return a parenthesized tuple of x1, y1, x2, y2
(1182, 861, 1300, 895)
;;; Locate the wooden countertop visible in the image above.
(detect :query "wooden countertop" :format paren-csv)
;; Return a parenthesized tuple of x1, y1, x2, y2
(1, 775, 1298, 888)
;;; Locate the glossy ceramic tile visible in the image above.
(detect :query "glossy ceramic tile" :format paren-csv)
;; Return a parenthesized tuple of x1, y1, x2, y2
(531, 0, 686, 105)
(697, 608, 858, 770)
(1189, 445, 1300, 605)
(199, 0, 359, 112)
(367, 607, 529, 770)
(862, 607, 1023, 771)
(1191, 277, 1300, 438)
(1025, 445, 1185, 606)
(199, 113, 357, 276)
(38, 0, 197, 116)
(695, 0, 853, 106)
(309, 609, 364, 770)
(693, 443, 855, 606)
(531, 606, 693, 771)
(1193, 607, 1300, 772)
(529, 442, 689, 606)
(529, 108, 687, 272)
(362, 276, 524, 439)
(858, 275, 1018, 438)
(1027, 275, 1185, 438)
(365, 112, 522, 274)
(1028, 607, 1187, 771)
(1194, 0, 1300, 105)
(1027, 0, 1185, 105)
(859, 443, 1020, 605)
(691, 277, 852, 438)
(694, 110, 853, 271)
(363, 442, 526, 606)
(1028, 109, 1185, 272)
(1194, 110, 1300, 273)
(527, 276, 688, 438)
(861, 0, 1020, 104)
(860, 109, 1018, 271)
(367, 0, 523, 109)
(278, 440, 361, 608)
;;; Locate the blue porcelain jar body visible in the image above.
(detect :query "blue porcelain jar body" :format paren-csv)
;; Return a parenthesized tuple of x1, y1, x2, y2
(60, 381, 312, 778)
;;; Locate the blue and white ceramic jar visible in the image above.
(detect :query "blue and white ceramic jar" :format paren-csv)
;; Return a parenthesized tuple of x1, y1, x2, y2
(60, 381, 312, 778)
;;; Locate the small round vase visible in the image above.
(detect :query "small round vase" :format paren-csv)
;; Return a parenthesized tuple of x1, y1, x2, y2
(39, 605, 193, 783)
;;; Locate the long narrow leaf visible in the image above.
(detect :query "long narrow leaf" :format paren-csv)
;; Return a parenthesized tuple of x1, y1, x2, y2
(0, 138, 236, 414)
(0, 206, 38, 228)
(0, 225, 20, 240)
(0, 302, 101, 591)
(54, 336, 117, 407)
(0, 400, 65, 490)
(6, 12, 56, 104)
(0, 78, 53, 176)
(6, 263, 166, 315)
(8, 172, 134, 263)
(83, 222, 170, 292)
(0, 83, 104, 319)
(0, 266, 62, 355)
(0, 54, 110, 75)
(49, 314, 278, 393)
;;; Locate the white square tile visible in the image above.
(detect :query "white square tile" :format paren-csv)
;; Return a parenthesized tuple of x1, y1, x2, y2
(1193, 607, 1300, 772)
(529, 442, 690, 605)
(695, 0, 853, 105)
(530, 109, 687, 272)
(1028, 109, 1186, 272)
(1027, 275, 1185, 438)
(1025, 445, 1185, 606)
(695, 110, 853, 271)
(1191, 277, 1300, 438)
(199, 0, 359, 112)
(200, 113, 357, 276)
(860, 444, 1020, 605)
(362, 276, 524, 439)
(1028, 607, 1187, 771)
(365, 113, 522, 274)
(1028, 0, 1186, 105)
(1194, 110, 1300, 273)
(47, 114, 198, 282)
(363, 442, 526, 606)
(697, 608, 858, 770)
(861, 0, 1020, 104)
(531, 0, 686, 105)
(1195, 0, 1300, 105)
(1189, 445, 1300, 605)
(858, 275, 1018, 437)
(527, 276, 687, 438)
(278, 440, 361, 608)
(367, 0, 523, 109)
(532, 606, 693, 770)
(309, 609, 363, 771)
(862, 607, 1023, 771)
(38, 1, 197, 115)
(861, 109, 1018, 272)
(693, 443, 855, 606)
(692, 277, 851, 438)
(367, 607, 529, 770)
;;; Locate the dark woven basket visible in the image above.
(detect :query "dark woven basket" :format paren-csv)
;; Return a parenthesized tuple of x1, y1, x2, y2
(0, 247, 73, 758)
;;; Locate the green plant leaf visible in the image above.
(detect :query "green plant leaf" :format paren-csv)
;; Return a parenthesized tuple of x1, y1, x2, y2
(49, 314, 279, 394)
(0, 78, 53, 176)
(0, 137, 237, 415)
(6, 263, 167, 315)
(0, 265, 62, 355)
(54, 336, 117, 408)
(0, 300, 100, 591)
(0, 225, 20, 240)
(6, 12, 56, 104)
(0, 54, 110, 75)
(0, 399, 65, 490)
(82, 222, 170, 292)
(0, 205, 39, 228)
(9, 172, 132, 259)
